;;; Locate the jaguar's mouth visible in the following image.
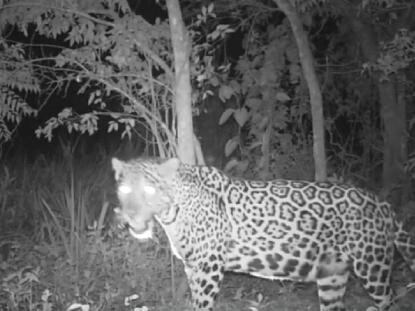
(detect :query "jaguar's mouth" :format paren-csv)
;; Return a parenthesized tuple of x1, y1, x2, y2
(127, 220, 154, 240)
(114, 207, 155, 240)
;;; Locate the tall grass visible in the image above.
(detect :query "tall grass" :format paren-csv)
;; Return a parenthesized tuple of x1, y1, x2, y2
(1, 146, 184, 310)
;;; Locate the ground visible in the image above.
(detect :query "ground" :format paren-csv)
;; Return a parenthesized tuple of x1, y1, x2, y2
(1, 233, 414, 311)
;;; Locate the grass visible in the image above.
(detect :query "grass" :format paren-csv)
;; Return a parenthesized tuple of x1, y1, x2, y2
(0, 151, 414, 310)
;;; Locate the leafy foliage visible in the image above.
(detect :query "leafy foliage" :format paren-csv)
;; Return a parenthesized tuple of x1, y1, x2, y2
(206, 16, 314, 180)
(1, 0, 177, 156)
(0, 0, 239, 159)
(375, 29, 415, 79)
(0, 39, 39, 150)
(0, 148, 186, 310)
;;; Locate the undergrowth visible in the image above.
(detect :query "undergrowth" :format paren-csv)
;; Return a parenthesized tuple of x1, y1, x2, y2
(0, 151, 185, 311)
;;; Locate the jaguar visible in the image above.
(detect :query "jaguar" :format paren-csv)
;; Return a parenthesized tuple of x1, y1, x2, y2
(112, 157, 415, 311)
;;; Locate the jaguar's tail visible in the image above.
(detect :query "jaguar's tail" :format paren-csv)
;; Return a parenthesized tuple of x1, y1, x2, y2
(394, 219, 415, 272)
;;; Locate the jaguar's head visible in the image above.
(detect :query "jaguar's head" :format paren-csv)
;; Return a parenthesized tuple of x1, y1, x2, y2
(112, 157, 180, 239)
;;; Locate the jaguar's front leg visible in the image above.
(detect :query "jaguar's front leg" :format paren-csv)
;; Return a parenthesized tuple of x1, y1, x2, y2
(185, 258, 225, 311)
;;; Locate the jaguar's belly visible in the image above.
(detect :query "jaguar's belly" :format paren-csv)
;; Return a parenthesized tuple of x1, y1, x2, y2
(224, 237, 320, 282)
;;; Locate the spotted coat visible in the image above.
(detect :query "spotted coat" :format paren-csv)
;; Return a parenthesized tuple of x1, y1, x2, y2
(112, 157, 415, 311)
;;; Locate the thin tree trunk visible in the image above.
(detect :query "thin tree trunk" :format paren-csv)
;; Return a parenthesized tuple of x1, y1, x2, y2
(274, 0, 327, 181)
(165, 0, 194, 302)
(166, 0, 195, 164)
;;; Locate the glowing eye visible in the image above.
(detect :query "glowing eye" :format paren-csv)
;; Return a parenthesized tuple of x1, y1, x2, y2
(118, 184, 132, 194)
(143, 185, 156, 195)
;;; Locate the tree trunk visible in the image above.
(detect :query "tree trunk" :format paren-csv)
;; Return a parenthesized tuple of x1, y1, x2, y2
(349, 18, 406, 197)
(166, 0, 195, 164)
(165, 0, 194, 302)
(274, 0, 327, 181)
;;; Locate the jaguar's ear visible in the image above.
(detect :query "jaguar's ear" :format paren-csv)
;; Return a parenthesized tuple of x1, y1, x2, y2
(158, 158, 180, 180)
(112, 158, 124, 180)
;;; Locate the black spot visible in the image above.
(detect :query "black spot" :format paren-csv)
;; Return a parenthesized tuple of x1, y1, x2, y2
(204, 284, 214, 295)
(310, 202, 324, 217)
(292, 249, 301, 257)
(185, 250, 194, 259)
(348, 189, 364, 204)
(202, 265, 211, 274)
(315, 182, 333, 189)
(283, 259, 298, 274)
(363, 219, 374, 230)
(298, 262, 313, 277)
(253, 218, 264, 227)
(380, 269, 389, 283)
(266, 253, 282, 269)
(318, 190, 333, 205)
(332, 187, 345, 199)
(366, 254, 374, 263)
(291, 181, 308, 188)
(359, 263, 369, 276)
(279, 203, 296, 221)
(280, 243, 291, 254)
(209, 254, 217, 262)
(267, 240, 275, 251)
(291, 190, 306, 206)
(306, 249, 317, 260)
(227, 264, 242, 270)
(211, 274, 220, 282)
(303, 186, 317, 200)
(270, 185, 289, 198)
(335, 201, 348, 214)
(367, 285, 376, 295)
(364, 202, 376, 217)
(374, 286, 385, 296)
(248, 258, 265, 270)
(353, 221, 361, 230)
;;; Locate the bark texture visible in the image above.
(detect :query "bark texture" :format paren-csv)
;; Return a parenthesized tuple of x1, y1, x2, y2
(166, 0, 195, 164)
(274, 0, 327, 181)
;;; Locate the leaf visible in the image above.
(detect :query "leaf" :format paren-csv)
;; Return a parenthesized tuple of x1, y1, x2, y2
(67, 303, 90, 311)
(229, 80, 240, 93)
(209, 76, 220, 87)
(219, 108, 234, 125)
(224, 159, 249, 173)
(108, 121, 118, 132)
(276, 91, 290, 102)
(224, 158, 240, 172)
(248, 141, 262, 150)
(225, 137, 239, 157)
(218, 84, 234, 102)
(233, 107, 249, 127)
(245, 98, 262, 109)
(87, 92, 95, 105)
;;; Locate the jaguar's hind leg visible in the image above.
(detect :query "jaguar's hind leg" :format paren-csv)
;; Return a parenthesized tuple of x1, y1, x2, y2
(316, 252, 350, 311)
(352, 255, 393, 311)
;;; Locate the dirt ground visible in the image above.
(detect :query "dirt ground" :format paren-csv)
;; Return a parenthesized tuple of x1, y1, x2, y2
(156, 271, 415, 311)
